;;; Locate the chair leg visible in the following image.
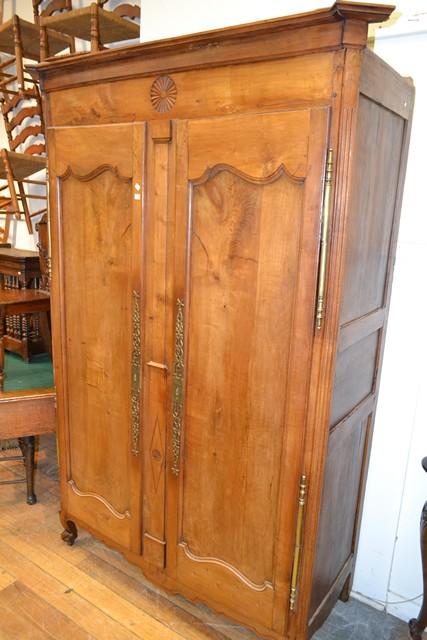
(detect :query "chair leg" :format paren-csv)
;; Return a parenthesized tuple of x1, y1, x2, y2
(17, 182, 33, 236)
(409, 501, 427, 639)
(18, 436, 37, 505)
(12, 16, 25, 90)
(1, 151, 21, 225)
(0, 206, 12, 246)
(40, 26, 50, 62)
(90, 3, 101, 52)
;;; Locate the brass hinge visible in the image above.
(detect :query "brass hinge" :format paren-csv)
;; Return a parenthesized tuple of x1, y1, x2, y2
(289, 474, 308, 612)
(315, 149, 334, 330)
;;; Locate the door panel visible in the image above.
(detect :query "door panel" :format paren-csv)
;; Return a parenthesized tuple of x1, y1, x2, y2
(184, 165, 303, 587)
(51, 124, 144, 552)
(166, 109, 329, 630)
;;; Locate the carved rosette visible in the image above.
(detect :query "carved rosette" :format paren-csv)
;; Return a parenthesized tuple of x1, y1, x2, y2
(150, 76, 177, 113)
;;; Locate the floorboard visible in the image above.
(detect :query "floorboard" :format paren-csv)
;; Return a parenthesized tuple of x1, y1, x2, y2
(0, 434, 422, 640)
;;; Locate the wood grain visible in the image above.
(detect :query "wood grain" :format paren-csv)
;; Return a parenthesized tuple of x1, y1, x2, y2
(0, 435, 258, 640)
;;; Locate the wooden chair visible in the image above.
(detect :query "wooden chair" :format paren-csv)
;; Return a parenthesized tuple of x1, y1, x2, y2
(36, 0, 140, 58)
(0, 14, 74, 92)
(0, 87, 47, 236)
(0, 388, 56, 505)
(409, 457, 427, 640)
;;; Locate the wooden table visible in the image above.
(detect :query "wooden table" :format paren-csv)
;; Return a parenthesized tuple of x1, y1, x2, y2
(0, 248, 41, 286)
(0, 248, 44, 362)
(409, 457, 427, 639)
(0, 388, 56, 505)
(0, 288, 50, 391)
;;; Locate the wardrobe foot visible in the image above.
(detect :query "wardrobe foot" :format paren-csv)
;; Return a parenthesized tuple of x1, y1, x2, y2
(61, 521, 78, 546)
(409, 618, 425, 640)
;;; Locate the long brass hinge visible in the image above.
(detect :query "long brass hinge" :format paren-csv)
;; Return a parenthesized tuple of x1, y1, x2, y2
(315, 149, 334, 330)
(289, 474, 308, 612)
(171, 298, 185, 475)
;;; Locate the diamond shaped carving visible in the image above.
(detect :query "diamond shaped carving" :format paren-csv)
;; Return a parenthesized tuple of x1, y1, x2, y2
(150, 416, 165, 493)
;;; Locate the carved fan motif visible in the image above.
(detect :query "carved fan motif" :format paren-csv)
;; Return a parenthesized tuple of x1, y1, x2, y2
(150, 76, 177, 113)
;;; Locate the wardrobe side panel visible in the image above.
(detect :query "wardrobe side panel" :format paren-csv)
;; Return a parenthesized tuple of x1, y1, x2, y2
(309, 54, 413, 633)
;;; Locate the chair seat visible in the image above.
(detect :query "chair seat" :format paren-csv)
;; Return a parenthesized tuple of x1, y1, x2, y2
(40, 6, 140, 44)
(0, 17, 73, 60)
(0, 151, 46, 181)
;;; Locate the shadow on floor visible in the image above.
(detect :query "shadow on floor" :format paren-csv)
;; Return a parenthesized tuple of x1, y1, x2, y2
(313, 597, 420, 640)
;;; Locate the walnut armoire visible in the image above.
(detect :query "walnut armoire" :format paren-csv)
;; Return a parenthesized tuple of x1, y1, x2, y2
(35, 4, 414, 639)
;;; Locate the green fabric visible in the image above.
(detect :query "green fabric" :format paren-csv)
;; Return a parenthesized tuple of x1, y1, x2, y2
(3, 352, 54, 392)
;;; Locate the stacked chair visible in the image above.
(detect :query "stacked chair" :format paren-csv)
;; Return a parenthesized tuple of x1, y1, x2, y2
(0, 0, 140, 241)
(34, 0, 140, 57)
(0, 0, 140, 503)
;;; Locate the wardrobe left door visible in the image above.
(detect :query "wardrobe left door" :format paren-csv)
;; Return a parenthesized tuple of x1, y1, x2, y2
(49, 124, 145, 554)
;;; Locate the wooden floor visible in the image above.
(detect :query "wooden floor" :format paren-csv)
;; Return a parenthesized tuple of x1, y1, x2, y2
(0, 434, 260, 640)
(0, 435, 416, 640)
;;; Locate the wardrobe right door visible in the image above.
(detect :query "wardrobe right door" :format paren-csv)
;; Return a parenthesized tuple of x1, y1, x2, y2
(165, 107, 330, 633)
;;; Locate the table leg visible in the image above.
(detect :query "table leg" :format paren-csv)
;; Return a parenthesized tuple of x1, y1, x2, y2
(18, 436, 37, 505)
(409, 500, 427, 639)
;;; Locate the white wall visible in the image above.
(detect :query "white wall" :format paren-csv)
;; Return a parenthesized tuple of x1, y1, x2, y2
(140, 0, 328, 42)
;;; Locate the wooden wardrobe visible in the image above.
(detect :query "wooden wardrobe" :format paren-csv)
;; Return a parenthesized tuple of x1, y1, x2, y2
(36, 4, 414, 639)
